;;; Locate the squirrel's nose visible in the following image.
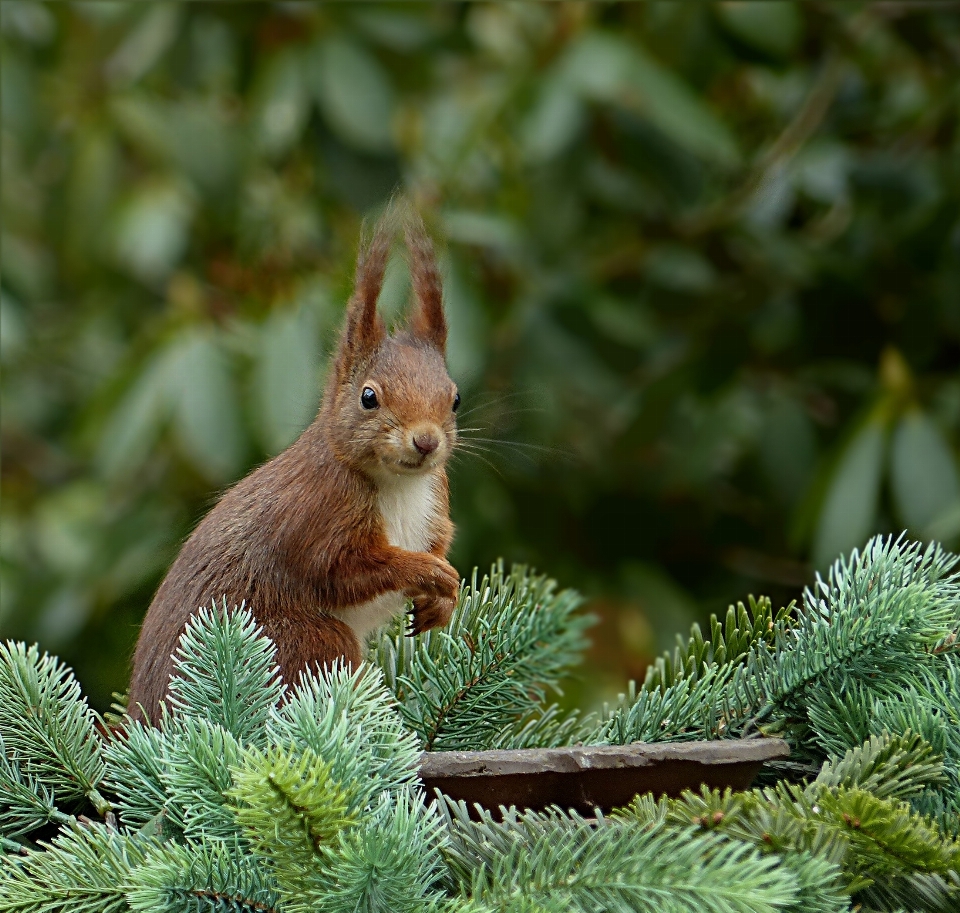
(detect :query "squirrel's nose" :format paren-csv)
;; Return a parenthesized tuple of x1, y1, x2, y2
(413, 432, 440, 456)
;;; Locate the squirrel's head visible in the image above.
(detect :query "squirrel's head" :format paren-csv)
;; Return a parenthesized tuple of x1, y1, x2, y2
(325, 205, 459, 479)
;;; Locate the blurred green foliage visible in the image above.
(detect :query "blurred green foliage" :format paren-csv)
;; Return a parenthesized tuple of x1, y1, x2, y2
(2, 1, 959, 710)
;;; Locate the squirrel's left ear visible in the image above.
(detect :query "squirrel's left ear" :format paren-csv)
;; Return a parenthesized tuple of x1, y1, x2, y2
(404, 212, 447, 353)
(336, 219, 390, 379)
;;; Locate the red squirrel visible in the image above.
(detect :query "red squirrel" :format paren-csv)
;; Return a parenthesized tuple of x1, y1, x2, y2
(125, 206, 460, 724)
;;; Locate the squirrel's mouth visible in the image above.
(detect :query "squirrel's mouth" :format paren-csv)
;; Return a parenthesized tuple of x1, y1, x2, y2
(396, 457, 428, 471)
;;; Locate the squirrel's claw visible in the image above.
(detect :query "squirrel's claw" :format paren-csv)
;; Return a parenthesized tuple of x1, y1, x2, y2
(408, 593, 456, 636)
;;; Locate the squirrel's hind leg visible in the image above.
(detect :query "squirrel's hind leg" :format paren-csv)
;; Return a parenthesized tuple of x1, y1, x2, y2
(262, 607, 364, 689)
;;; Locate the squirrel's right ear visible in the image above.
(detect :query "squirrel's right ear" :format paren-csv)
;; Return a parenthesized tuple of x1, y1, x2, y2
(337, 220, 390, 374)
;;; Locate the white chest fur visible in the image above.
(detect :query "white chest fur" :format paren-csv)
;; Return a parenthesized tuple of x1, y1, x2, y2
(333, 472, 438, 642)
(378, 472, 437, 551)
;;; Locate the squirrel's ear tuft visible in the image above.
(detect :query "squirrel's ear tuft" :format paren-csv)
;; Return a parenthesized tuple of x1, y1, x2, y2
(404, 209, 447, 353)
(337, 214, 391, 373)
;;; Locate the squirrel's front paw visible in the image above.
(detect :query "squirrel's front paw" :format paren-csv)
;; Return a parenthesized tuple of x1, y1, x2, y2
(408, 555, 460, 601)
(407, 594, 456, 636)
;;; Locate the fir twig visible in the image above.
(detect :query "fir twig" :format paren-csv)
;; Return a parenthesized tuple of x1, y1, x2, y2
(165, 601, 284, 745)
(747, 536, 959, 729)
(440, 799, 823, 913)
(127, 837, 281, 913)
(0, 823, 152, 913)
(0, 641, 109, 818)
(372, 562, 591, 751)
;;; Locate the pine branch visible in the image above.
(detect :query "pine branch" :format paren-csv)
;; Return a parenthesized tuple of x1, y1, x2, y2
(813, 788, 960, 887)
(3, 546, 960, 912)
(441, 800, 815, 913)
(0, 734, 74, 838)
(911, 790, 960, 841)
(228, 744, 362, 897)
(372, 563, 591, 751)
(777, 850, 853, 913)
(858, 870, 960, 913)
(232, 748, 444, 913)
(102, 722, 169, 832)
(747, 536, 960, 727)
(0, 641, 109, 819)
(804, 661, 960, 809)
(266, 663, 421, 806)
(127, 837, 281, 913)
(587, 666, 735, 744)
(160, 717, 245, 842)
(293, 792, 446, 913)
(581, 596, 791, 746)
(643, 596, 790, 692)
(165, 601, 284, 744)
(494, 703, 590, 750)
(0, 822, 152, 913)
(621, 785, 849, 873)
(619, 764, 960, 898)
(813, 732, 946, 802)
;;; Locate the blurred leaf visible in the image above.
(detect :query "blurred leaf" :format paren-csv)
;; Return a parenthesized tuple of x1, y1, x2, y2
(926, 502, 960, 544)
(308, 36, 395, 152)
(644, 244, 716, 293)
(104, 4, 182, 87)
(109, 93, 173, 162)
(745, 162, 795, 229)
(467, 3, 539, 64)
(442, 253, 488, 388)
(188, 16, 239, 92)
(238, 172, 323, 258)
(96, 344, 178, 479)
(420, 94, 474, 173)
(170, 330, 247, 482)
(812, 417, 886, 570)
(38, 585, 90, 646)
(668, 386, 763, 489)
(376, 246, 412, 328)
(0, 232, 54, 300)
(65, 129, 121, 261)
(521, 74, 584, 163)
(350, 8, 439, 51)
(34, 482, 105, 578)
(253, 51, 310, 160)
(758, 390, 817, 506)
(0, 1, 55, 46)
(794, 141, 850, 205)
(715, 1, 803, 60)
(591, 298, 658, 351)
(561, 31, 740, 166)
(0, 290, 26, 362)
(167, 100, 240, 194)
(1, 47, 36, 140)
(891, 409, 960, 535)
(254, 304, 322, 455)
(751, 294, 801, 354)
(621, 562, 699, 652)
(112, 181, 194, 284)
(441, 210, 522, 249)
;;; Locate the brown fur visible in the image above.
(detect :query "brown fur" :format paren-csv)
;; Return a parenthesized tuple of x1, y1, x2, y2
(126, 206, 459, 724)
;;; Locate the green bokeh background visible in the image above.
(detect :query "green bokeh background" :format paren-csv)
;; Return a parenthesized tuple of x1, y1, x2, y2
(2, 1, 959, 712)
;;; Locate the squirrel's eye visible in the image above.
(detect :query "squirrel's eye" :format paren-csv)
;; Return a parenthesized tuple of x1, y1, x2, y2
(453, 392, 461, 413)
(360, 387, 379, 410)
